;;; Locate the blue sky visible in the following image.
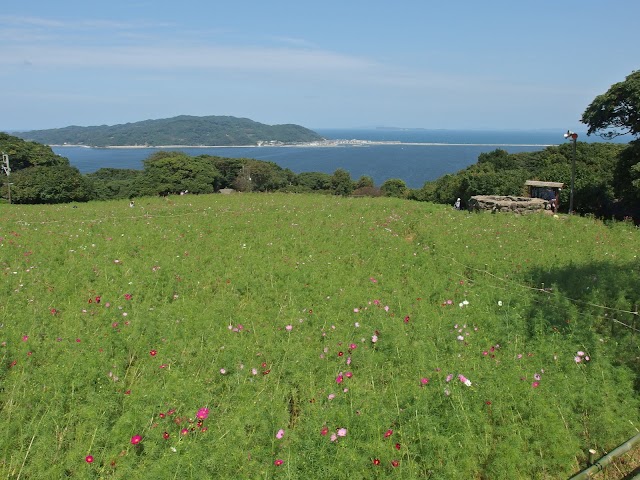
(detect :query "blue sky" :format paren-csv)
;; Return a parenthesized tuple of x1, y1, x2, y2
(1, 1, 638, 132)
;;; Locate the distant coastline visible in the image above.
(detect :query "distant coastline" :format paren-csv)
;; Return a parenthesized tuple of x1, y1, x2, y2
(50, 139, 558, 149)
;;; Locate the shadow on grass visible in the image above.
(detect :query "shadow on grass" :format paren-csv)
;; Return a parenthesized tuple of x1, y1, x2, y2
(524, 259, 640, 387)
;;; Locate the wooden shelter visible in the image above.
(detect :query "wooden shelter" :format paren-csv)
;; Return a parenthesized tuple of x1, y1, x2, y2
(525, 180, 564, 212)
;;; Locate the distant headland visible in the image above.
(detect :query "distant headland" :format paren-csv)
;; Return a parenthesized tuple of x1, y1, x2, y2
(15, 115, 325, 148)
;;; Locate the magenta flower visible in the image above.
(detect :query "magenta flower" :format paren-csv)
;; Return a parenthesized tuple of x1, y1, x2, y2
(420, 377, 430, 385)
(85, 455, 94, 463)
(532, 381, 540, 388)
(458, 374, 472, 386)
(274, 459, 284, 466)
(320, 426, 329, 436)
(130, 435, 142, 445)
(384, 429, 393, 438)
(336, 374, 343, 384)
(196, 407, 209, 420)
(276, 429, 285, 439)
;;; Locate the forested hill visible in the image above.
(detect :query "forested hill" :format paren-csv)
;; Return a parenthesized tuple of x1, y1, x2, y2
(16, 115, 325, 147)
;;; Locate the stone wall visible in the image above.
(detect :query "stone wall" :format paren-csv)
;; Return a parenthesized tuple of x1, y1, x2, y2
(468, 195, 551, 214)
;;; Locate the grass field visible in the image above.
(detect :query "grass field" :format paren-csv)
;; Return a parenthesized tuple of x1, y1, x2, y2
(1, 193, 638, 479)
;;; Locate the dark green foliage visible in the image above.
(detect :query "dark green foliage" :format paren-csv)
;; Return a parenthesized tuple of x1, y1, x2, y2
(140, 151, 221, 196)
(355, 175, 374, 189)
(414, 143, 628, 217)
(0, 132, 69, 171)
(8, 165, 94, 204)
(581, 70, 640, 139)
(330, 168, 354, 196)
(294, 172, 332, 191)
(87, 168, 145, 201)
(380, 178, 408, 198)
(17, 115, 324, 147)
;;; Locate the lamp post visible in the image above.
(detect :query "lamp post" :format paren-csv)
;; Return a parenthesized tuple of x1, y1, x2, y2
(7, 182, 13, 204)
(563, 130, 578, 214)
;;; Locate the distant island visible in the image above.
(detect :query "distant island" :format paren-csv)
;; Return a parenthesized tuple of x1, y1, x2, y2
(16, 115, 325, 147)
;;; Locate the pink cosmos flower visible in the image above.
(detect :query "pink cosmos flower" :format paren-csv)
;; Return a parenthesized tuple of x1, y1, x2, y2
(337, 428, 347, 437)
(446, 374, 453, 382)
(458, 374, 472, 386)
(328, 393, 335, 400)
(276, 429, 285, 439)
(196, 407, 209, 420)
(532, 381, 540, 388)
(85, 455, 94, 463)
(354, 308, 359, 313)
(274, 459, 284, 466)
(130, 435, 142, 445)
(336, 375, 343, 384)
(330, 433, 337, 442)
(285, 325, 293, 331)
(345, 371, 353, 378)
(420, 377, 430, 385)
(371, 335, 378, 343)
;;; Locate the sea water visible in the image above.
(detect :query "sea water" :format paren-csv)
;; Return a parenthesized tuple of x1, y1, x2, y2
(52, 129, 621, 189)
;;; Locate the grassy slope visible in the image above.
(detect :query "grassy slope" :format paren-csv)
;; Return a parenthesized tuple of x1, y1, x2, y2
(0, 194, 638, 479)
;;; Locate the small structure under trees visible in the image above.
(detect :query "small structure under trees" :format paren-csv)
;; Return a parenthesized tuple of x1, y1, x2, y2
(525, 180, 564, 213)
(468, 179, 563, 214)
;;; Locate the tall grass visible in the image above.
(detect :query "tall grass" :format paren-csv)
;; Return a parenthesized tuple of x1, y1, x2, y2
(0, 194, 638, 479)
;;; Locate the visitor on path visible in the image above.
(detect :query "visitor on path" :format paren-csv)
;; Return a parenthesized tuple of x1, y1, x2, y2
(454, 198, 461, 210)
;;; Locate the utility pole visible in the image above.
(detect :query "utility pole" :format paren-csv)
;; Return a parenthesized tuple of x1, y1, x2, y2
(2, 152, 11, 204)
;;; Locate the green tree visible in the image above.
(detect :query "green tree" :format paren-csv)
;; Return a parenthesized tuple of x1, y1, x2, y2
(380, 178, 408, 198)
(87, 168, 145, 200)
(330, 168, 354, 196)
(295, 172, 332, 191)
(581, 70, 640, 139)
(0, 132, 69, 171)
(9, 165, 94, 204)
(141, 151, 220, 196)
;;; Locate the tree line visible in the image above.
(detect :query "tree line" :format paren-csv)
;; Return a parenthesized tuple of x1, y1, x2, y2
(2, 70, 639, 219)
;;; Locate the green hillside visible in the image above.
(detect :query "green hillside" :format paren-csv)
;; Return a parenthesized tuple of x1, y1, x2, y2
(0, 194, 638, 478)
(16, 115, 324, 147)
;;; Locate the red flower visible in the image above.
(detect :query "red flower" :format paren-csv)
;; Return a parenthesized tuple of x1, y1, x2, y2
(320, 426, 329, 436)
(95, 296, 101, 303)
(124, 294, 132, 300)
(159, 412, 165, 418)
(373, 458, 381, 466)
(274, 459, 284, 466)
(85, 455, 94, 463)
(391, 460, 400, 468)
(384, 429, 393, 438)
(130, 434, 142, 445)
(149, 350, 157, 356)
(395, 443, 401, 450)
(404, 316, 410, 323)
(338, 351, 344, 357)
(163, 432, 170, 440)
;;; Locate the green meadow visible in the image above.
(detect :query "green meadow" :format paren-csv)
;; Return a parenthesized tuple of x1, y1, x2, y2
(0, 193, 638, 479)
